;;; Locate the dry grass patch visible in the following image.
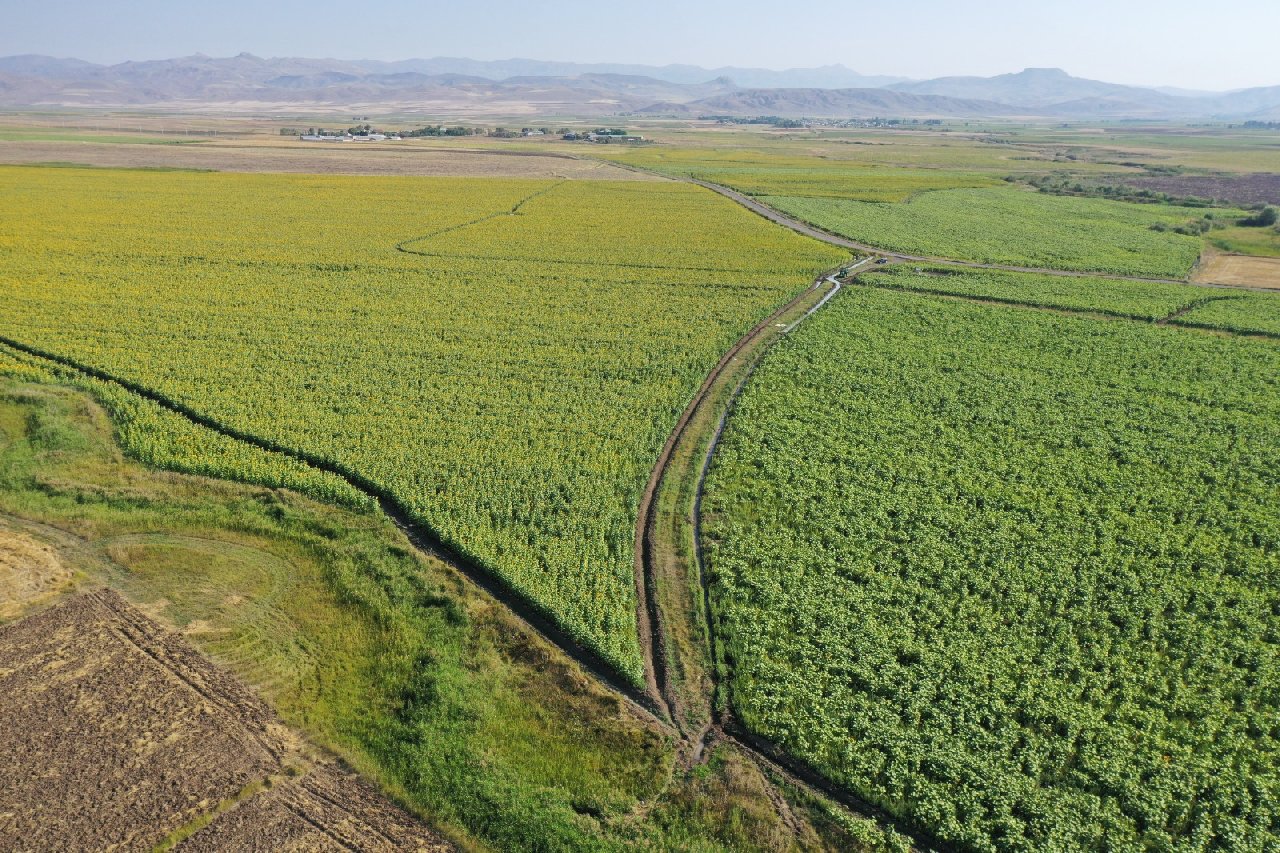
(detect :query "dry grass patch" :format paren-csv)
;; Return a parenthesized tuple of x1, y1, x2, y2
(0, 529, 73, 619)
(1194, 251, 1280, 289)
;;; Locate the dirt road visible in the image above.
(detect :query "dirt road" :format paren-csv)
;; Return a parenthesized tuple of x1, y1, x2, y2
(688, 178, 1279, 291)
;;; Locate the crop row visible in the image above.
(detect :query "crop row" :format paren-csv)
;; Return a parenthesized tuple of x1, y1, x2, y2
(701, 286, 1280, 850)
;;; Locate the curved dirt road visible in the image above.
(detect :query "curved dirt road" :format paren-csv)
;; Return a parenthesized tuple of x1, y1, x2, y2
(687, 178, 1266, 290)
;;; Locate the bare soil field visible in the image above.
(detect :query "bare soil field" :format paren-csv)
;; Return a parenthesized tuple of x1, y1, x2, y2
(0, 530, 72, 619)
(0, 139, 656, 179)
(1193, 251, 1280, 288)
(0, 589, 449, 852)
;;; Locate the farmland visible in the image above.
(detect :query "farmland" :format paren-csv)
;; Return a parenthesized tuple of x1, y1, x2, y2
(701, 285, 1280, 850)
(3, 114, 1279, 852)
(588, 146, 1002, 201)
(1170, 290, 1280, 337)
(0, 370, 887, 851)
(765, 189, 1206, 277)
(0, 164, 844, 684)
(0, 588, 450, 852)
(0, 137, 653, 179)
(860, 265, 1211, 319)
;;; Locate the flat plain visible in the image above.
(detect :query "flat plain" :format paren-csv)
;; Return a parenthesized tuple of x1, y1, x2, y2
(0, 163, 843, 682)
(3, 117, 1279, 852)
(0, 137, 656, 178)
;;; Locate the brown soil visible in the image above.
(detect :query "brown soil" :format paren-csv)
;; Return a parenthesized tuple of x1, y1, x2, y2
(0, 530, 72, 619)
(1193, 251, 1280, 289)
(184, 764, 449, 852)
(0, 139, 658, 180)
(0, 589, 450, 852)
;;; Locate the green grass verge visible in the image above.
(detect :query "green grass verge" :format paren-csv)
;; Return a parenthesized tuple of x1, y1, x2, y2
(0, 356, 897, 851)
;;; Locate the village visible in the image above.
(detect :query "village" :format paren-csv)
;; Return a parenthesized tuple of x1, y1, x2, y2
(293, 123, 645, 143)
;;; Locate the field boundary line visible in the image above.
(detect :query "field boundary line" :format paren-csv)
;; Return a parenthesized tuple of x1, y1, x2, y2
(634, 267, 847, 723)
(1156, 294, 1240, 325)
(0, 333, 669, 724)
(853, 276, 1279, 340)
(395, 178, 567, 255)
(681, 178, 1280, 292)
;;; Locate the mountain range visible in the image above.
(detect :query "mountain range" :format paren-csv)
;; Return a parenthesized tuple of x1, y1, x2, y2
(0, 54, 1277, 120)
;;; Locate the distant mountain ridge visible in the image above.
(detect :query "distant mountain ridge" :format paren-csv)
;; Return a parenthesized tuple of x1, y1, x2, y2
(640, 88, 1031, 119)
(887, 67, 1280, 120)
(0, 54, 1277, 120)
(345, 57, 908, 89)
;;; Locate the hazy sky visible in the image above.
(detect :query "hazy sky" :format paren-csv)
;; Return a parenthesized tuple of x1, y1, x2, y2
(5, 0, 1279, 90)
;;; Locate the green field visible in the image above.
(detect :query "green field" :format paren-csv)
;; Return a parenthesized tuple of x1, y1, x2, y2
(1209, 224, 1280, 258)
(766, 188, 1206, 277)
(6, 120, 1280, 852)
(1171, 291, 1280, 337)
(860, 265, 1213, 320)
(701, 286, 1280, 851)
(0, 164, 845, 683)
(587, 146, 1001, 201)
(0, 364, 897, 852)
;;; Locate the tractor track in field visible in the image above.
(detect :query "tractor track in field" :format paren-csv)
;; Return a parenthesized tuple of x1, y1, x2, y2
(634, 267, 849, 727)
(685, 178, 1280, 293)
(0, 159, 971, 850)
(632, 254, 962, 850)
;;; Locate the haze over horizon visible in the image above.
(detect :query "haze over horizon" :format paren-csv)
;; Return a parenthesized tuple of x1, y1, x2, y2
(6, 0, 1279, 92)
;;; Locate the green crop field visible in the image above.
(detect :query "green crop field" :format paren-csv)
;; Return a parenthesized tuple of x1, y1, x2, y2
(6, 117, 1279, 853)
(590, 146, 1001, 201)
(0, 164, 845, 684)
(0, 364, 896, 852)
(766, 188, 1206, 277)
(1171, 290, 1280, 337)
(860, 265, 1211, 320)
(702, 286, 1280, 851)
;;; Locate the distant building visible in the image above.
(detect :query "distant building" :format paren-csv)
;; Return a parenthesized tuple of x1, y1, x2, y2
(586, 132, 644, 144)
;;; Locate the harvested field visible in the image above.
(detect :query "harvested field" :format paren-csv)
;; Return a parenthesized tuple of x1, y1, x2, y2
(0, 139, 657, 180)
(185, 764, 450, 852)
(0, 530, 72, 619)
(1193, 251, 1280, 289)
(0, 589, 449, 852)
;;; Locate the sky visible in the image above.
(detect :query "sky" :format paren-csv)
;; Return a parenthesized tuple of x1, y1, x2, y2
(4, 0, 1279, 91)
